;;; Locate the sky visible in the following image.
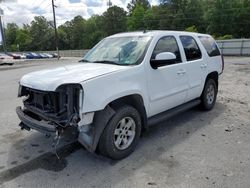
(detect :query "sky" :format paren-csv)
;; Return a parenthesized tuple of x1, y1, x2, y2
(0, 0, 159, 26)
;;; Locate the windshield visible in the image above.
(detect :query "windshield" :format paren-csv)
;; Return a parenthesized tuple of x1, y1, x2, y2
(82, 36, 152, 65)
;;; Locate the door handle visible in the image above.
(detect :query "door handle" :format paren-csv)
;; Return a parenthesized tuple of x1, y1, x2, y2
(177, 70, 186, 75)
(201, 64, 207, 68)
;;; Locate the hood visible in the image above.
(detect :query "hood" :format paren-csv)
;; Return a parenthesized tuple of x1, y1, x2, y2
(20, 63, 129, 91)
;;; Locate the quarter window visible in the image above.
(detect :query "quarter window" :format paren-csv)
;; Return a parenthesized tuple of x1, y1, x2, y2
(180, 36, 202, 61)
(198, 36, 221, 57)
(151, 36, 182, 63)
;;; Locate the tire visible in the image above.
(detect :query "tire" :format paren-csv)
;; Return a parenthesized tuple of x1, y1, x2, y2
(200, 79, 218, 110)
(98, 105, 142, 160)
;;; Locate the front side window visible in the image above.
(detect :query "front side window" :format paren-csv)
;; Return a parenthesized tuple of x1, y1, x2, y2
(180, 36, 202, 61)
(82, 36, 152, 65)
(198, 36, 221, 57)
(151, 36, 182, 63)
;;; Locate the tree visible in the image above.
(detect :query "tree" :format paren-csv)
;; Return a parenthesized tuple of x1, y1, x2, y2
(127, 0, 150, 15)
(183, 0, 205, 31)
(5, 23, 18, 51)
(233, 0, 250, 38)
(144, 6, 160, 30)
(29, 16, 54, 50)
(15, 29, 32, 51)
(102, 6, 127, 35)
(185, 25, 198, 32)
(205, 0, 239, 37)
(160, 0, 186, 13)
(83, 15, 105, 48)
(70, 16, 86, 49)
(127, 4, 146, 31)
(159, 0, 205, 31)
(2, 2, 250, 52)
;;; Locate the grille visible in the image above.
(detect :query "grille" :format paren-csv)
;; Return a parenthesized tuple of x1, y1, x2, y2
(24, 88, 59, 113)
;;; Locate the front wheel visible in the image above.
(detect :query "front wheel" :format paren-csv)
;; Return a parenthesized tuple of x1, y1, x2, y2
(200, 79, 218, 110)
(98, 105, 142, 160)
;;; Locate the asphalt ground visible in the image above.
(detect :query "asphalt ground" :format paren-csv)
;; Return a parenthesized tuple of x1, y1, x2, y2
(0, 57, 249, 188)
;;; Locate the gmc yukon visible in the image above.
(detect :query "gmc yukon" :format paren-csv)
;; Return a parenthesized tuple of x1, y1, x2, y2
(16, 31, 224, 159)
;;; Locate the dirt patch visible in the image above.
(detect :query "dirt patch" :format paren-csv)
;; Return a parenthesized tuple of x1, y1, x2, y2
(237, 67, 250, 74)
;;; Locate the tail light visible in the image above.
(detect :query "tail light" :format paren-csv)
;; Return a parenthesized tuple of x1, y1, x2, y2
(221, 55, 224, 73)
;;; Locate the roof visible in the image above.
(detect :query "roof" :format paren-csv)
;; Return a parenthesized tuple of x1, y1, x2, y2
(108, 30, 211, 38)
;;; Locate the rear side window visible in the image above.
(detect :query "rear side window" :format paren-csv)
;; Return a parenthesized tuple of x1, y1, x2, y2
(152, 36, 182, 63)
(180, 36, 202, 61)
(198, 36, 221, 57)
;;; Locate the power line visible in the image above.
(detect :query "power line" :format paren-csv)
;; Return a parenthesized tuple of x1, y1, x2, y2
(35, 0, 48, 8)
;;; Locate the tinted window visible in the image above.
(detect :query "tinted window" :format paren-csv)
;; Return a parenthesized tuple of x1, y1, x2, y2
(180, 36, 202, 61)
(199, 36, 221, 57)
(152, 36, 182, 63)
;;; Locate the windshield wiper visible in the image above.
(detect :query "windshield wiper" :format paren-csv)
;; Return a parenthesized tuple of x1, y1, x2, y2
(79, 59, 90, 62)
(93, 60, 120, 65)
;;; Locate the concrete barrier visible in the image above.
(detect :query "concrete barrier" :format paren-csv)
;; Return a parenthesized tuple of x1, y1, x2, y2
(34, 49, 89, 57)
(217, 39, 250, 56)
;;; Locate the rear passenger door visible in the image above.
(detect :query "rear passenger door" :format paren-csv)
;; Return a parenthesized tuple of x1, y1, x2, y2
(179, 35, 206, 101)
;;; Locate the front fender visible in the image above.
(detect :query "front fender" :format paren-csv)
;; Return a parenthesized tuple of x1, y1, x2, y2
(78, 105, 115, 152)
(80, 66, 149, 115)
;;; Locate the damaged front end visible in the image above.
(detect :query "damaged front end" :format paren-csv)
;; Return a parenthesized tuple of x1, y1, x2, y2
(16, 83, 116, 153)
(16, 84, 82, 136)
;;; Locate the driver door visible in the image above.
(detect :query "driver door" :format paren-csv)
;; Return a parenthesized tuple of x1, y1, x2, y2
(146, 36, 189, 117)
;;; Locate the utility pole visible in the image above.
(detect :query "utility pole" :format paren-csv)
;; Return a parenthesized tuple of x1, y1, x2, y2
(107, 0, 112, 8)
(0, 8, 6, 53)
(52, 0, 59, 59)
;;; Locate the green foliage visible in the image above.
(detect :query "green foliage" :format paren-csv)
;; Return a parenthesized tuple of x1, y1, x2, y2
(185, 25, 198, 32)
(216, 35, 234, 40)
(127, 4, 146, 31)
(15, 29, 32, 51)
(5, 23, 18, 51)
(127, 0, 150, 15)
(2, 0, 250, 52)
(102, 6, 127, 35)
(29, 16, 54, 51)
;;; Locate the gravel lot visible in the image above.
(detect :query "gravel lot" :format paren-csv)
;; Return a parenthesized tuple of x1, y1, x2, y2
(0, 57, 249, 188)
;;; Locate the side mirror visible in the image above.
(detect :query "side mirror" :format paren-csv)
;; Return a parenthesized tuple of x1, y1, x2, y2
(150, 52, 177, 69)
(155, 52, 176, 61)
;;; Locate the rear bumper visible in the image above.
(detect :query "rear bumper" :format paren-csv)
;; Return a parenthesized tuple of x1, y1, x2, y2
(16, 106, 57, 134)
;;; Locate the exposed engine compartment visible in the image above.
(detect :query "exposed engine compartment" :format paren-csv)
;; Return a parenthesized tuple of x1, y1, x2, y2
(18, 84, 82, 128)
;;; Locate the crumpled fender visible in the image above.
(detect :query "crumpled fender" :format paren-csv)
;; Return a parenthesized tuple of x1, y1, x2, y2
(78, 105, 115, 152)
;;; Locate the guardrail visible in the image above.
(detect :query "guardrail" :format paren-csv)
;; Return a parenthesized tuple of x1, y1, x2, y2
(216, 39, 250, 56)
(34, 39, 250, 57)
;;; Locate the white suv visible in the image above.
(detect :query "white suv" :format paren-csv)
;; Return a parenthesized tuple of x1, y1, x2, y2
(16, 31, 224, 159)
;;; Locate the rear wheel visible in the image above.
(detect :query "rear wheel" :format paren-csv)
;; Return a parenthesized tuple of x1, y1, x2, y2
(200, 79, 217, 110)
(98, 105, 141, 160)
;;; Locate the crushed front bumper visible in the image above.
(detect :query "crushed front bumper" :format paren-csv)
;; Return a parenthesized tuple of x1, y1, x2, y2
(16, 106, 57, 135)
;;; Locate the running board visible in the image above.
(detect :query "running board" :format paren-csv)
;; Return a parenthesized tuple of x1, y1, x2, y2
(148, 99, 201, 126)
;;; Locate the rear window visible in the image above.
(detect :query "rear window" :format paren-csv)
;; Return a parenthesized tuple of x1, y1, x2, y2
(198, 36, 221, 57)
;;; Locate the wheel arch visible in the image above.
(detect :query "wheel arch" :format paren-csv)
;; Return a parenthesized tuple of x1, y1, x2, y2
(108, 94, 148, 132)
(199, 71, 219, 110)
(205, 71, 219, 89)
(78, 94, 148, 153)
